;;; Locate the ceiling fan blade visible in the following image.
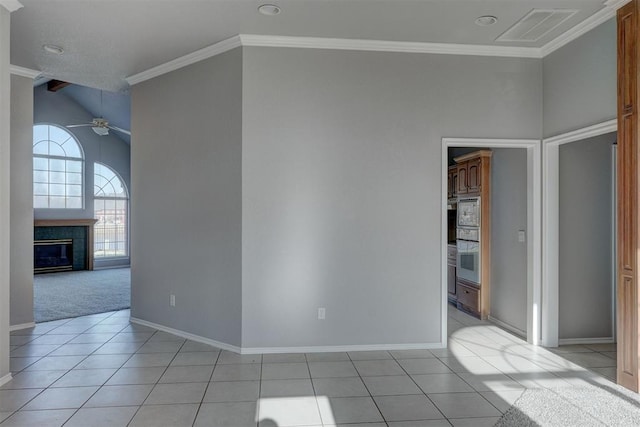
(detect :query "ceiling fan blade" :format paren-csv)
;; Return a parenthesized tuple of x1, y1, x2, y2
(66, 124, 93, 128)
(108, 125, 131, 136)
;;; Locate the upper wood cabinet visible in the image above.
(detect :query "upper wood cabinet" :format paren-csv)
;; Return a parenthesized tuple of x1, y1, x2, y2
(456, 161, 468, 195)
(447, 166, 458, 199)
(454, 151, 492, 197)
(467, 157, 482, 194)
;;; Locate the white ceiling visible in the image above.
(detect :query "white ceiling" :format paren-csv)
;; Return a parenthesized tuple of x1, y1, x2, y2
(10, 0, 609, 91)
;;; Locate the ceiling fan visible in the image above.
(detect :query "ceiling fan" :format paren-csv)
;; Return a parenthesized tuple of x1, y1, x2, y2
(66, 90, 131, 136)
(67, 118, 131, 136)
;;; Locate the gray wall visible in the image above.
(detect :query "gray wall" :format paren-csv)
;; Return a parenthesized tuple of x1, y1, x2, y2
(559, 133, 615, 339)
(241, 47, 542, 348)
(543, 19, 616, 138)
(10, 75, 34, 327)
(33, 85, 131, 222)
(490, 148, 527, 334)
(131, 48, 243, 346)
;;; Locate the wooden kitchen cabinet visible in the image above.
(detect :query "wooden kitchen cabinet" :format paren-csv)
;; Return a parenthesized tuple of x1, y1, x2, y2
(455, 152, 490, 197)
(456, 278, 480, 316)
(467, 157, 482, 194)
(456, 161, 468, 195)
(447, 166, 458, 199)
(452, 150, 492, 319)
(447, 244, 457, 303)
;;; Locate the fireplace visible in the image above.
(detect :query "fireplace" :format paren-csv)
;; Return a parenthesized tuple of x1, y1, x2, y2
(34, 239, 73, 273)
(33, 219, 98, 273)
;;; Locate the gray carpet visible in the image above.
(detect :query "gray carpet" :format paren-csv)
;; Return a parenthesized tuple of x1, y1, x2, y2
(34, 268, 130, 323)
(495, 384, 640, 426)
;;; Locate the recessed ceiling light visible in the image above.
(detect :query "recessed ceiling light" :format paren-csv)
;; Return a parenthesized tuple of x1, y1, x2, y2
(258, 4, 281, 16)
(475, 15, 498, 26)
(43, 44, 64, 55)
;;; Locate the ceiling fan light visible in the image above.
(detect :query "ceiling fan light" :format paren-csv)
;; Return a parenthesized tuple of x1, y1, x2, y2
(92, 126, 109, 136)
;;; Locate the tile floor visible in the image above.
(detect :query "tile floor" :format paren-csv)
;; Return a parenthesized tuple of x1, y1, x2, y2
(0, 305, 621, 426)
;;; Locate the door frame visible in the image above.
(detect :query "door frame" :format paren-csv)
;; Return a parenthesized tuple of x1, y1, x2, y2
(441, 138, 541, 345)
(541, 119, 618, 347)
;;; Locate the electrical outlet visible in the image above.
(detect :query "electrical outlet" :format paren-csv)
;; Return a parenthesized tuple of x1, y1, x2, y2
(518, 230, 526, 243)
(318, 307, 326, 320)
(170, 294, 176, 307)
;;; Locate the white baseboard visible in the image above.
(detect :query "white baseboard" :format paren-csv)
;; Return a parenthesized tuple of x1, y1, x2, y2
(488, 316, 526, 338)
(0, 373, 12, 387)
(129, 317, 242, 354)
(558, 337, 615, 345)
(241, 342, 445, 355)
(129, 317, 444, 355)
(10, 322, 35, 332)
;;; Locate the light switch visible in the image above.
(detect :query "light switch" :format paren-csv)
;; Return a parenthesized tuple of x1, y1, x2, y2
(518, 230, 526, 243)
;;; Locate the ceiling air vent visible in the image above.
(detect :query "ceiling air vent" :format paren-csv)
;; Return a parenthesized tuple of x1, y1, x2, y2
(496, 9, 578, 42)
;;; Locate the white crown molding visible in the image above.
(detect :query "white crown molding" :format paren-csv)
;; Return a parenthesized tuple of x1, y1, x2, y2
(443, 138, 540, 148)
(126, 0, 630, 86)
(9, 65, 40, 79)
(604, 0, 632, 8)
(126, 35, 242, 86)
(239, 34, 542, 58)
(0, 0, 23, 13)
(543, 119, 617, 146)
(126, 34, 541, 85)
(129, 317, 242, 354)
(9, 321, 35, 331)
(540, 0, 631, 56)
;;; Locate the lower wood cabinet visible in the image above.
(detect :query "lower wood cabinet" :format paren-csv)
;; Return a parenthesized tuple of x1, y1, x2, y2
(456, 279, 480, 317)
(447, 264, 456, 299)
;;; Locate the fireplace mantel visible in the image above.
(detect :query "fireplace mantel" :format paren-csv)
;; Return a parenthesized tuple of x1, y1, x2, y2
(34, 219, 98, 227)
(34, 219, 98, 271)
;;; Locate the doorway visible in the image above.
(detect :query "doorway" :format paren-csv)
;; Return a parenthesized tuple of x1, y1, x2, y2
(441, 138, 542, 346)
(542, 120, 617, 347)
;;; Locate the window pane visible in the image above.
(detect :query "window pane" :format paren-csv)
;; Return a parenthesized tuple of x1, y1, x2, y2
(67, 172, 82, 185)
(62, 140, 81, 158)
(34, 183, 48, 196)
(50, 171, 65, 184)
(94, 175, 108, 191)
(33, 157, 48, 170)
(67, 185, 82, 197)
(49, 126, 71, 145)
(34, 196, 49, 208)
(49, 158, 65, 172)
(48, 142, 65, 157)
(33, 141, 48, 155)
(66, 160, 82, 173)
(67, 197, 82, 209)
(33, 125, 48, 146)
(33, 170, 48, 183)
(50, 184, 65, 196)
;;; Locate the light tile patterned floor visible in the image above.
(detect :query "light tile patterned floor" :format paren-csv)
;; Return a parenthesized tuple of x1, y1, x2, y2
(0, 305, 620, 426)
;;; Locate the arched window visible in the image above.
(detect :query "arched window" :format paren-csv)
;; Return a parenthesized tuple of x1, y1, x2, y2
(94, 163, 129, 258)
(33, 124, 84, 209)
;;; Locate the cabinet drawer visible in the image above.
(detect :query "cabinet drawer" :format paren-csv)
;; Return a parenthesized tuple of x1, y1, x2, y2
(447, 245, 457, 259)
(456, 282, 479, 313)
(447, 245, 457, 257)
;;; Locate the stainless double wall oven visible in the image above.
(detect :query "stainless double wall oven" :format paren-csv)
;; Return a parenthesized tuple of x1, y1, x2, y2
(456, 197, 481, 284)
